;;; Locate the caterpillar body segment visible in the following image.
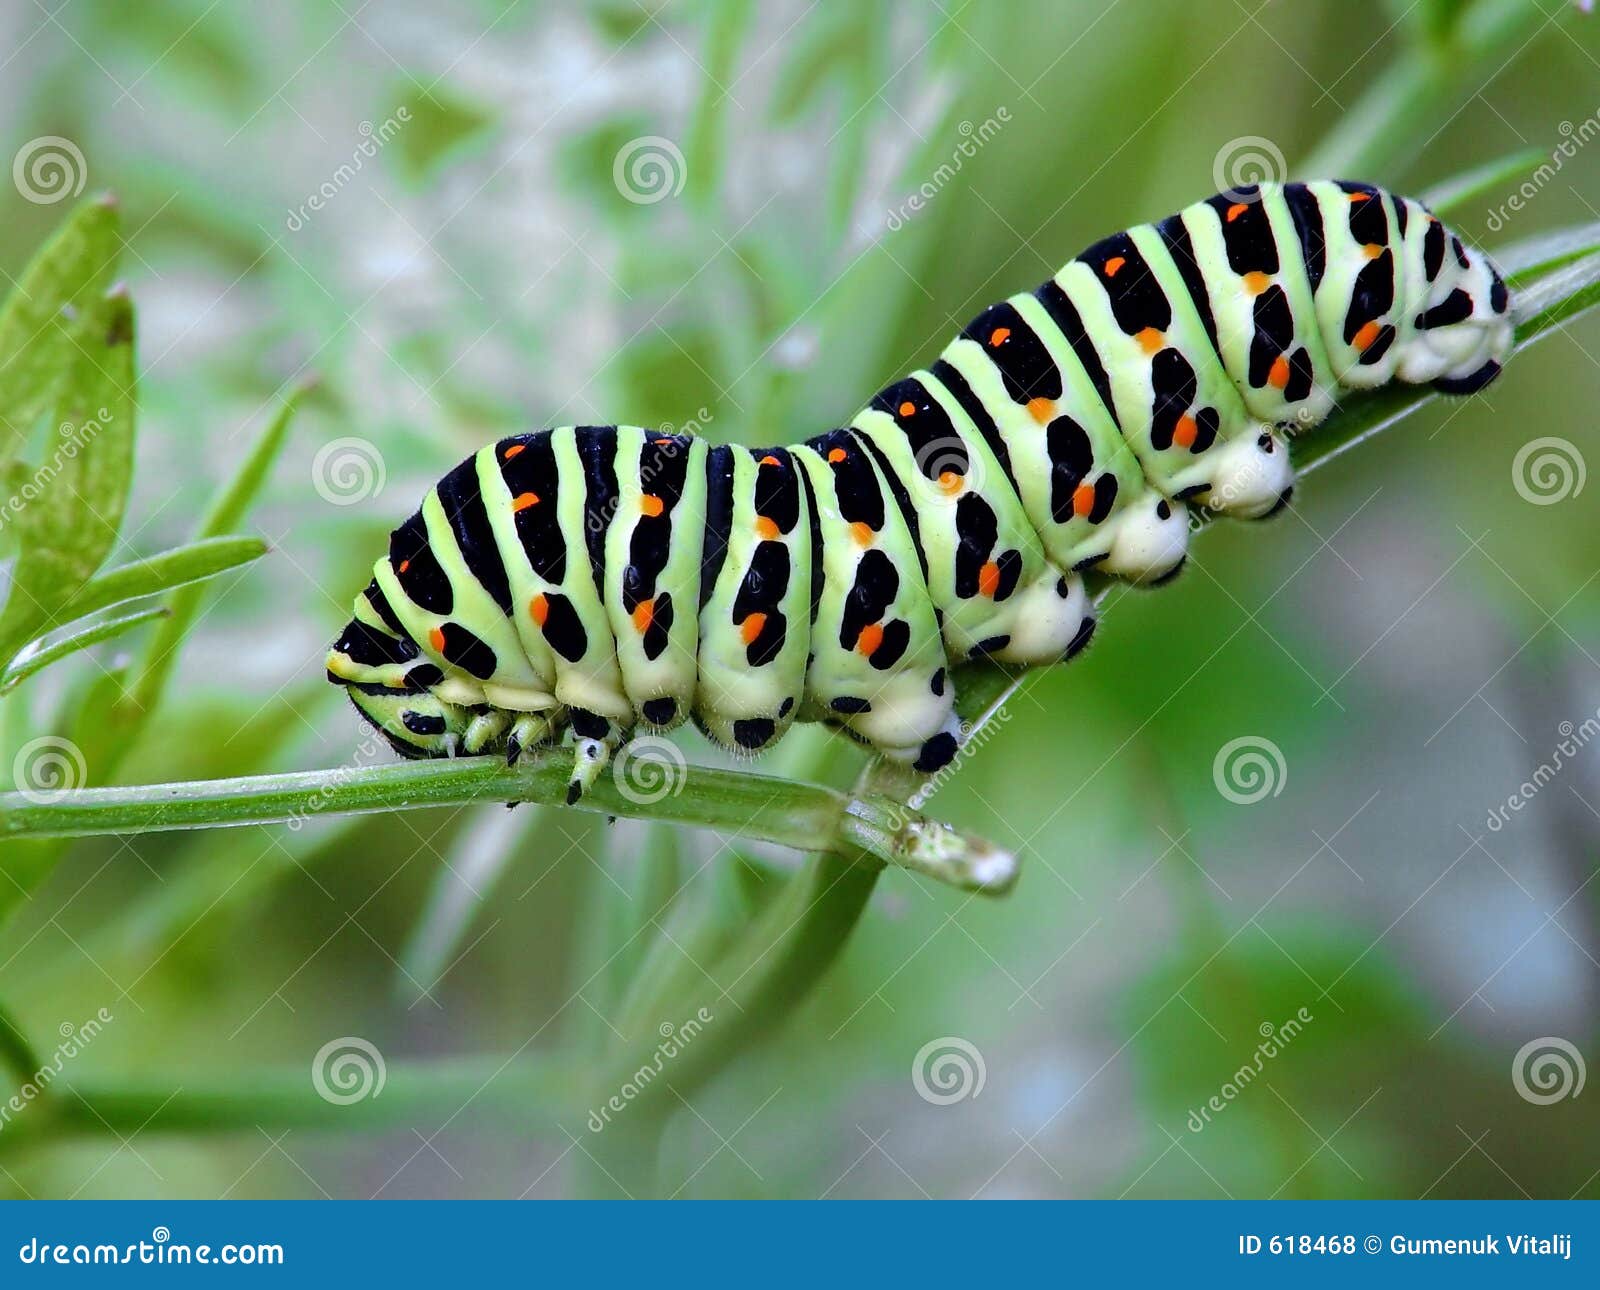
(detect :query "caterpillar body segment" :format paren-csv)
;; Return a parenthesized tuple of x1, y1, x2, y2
(327, 181, 1514, 798)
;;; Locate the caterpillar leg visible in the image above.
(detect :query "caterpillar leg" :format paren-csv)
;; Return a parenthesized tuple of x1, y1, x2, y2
(505, 711, 556, 765)
(566, 709, 626, 804)
(1197, 429, 1296, 520)
(1098, 491, 1190, 582)
(981, 568, 1096, 666)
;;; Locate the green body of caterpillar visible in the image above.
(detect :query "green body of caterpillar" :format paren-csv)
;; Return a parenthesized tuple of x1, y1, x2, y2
(327, 180, 1514, 801)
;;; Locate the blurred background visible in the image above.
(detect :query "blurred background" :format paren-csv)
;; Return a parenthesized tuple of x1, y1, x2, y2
(0, 0, 1597, 1199)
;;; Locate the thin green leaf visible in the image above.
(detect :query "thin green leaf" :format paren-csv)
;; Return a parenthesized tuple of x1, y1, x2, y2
(118, 389, 303, 723)
(0, 288, 137, 664)
(1418, 147, 1544, 216)
(50, 535, 269, 626)
(1497, 222, 1600, 280)
(0, 603, 168, 695)
(0, 196, 121, 476)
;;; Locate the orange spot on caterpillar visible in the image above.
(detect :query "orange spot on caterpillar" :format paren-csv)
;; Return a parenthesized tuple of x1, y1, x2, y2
(503, 443, 525, 460)
(937, 470, 963, 496)
(740, 612, 766, 645)
(856, 623, 884, 658)
(1267, 355, 1291, 389)
(1363, 242, 1383, 260)
(988, 326, 1011, 347)
(1071, 483, 1096, 519)
(632, 599, 654, 634)
(898, 400, 916, 417)
(640, 494, 664, 517)
(1226, 203, 1248, 222)
(1348, 191, 1371, 203)
(428, 627, 446, 653)
(652, 437, 673, 446)
(759, 454, 781, 467)
(1136, 327, 1164, 355)
(755, 516, 779, 540)
(827, 447, 847, 464)
(1242, 271, 1270, 296)
(977, 562, 1001, 598)
(1172, 415, 1198, 449)
(510, 492, 539, 512)
(398, 559, 410, 574)
(850, 521, 874, 546)
(1103, 255, 1126, 277)
(529, 595, 549, 627)
(1352, 320, 1381, 351)
(1027, 397, 1055, 424)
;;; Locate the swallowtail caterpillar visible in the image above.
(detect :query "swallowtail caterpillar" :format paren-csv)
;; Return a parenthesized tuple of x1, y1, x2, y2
(327, 181, 1513, 803)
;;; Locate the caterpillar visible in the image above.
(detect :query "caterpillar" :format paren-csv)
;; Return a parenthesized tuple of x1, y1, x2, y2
(326, 180, 1513, 803)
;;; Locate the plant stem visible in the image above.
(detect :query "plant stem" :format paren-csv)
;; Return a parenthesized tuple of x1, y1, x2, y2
(0, 1056, 580, 1154)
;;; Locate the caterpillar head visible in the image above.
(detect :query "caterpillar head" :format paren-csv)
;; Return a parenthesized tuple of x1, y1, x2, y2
(326, 617, 469, 757)
(1400, 241, 1515, 391)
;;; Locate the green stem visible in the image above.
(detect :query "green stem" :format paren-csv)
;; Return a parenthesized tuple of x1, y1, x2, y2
(0, 1056, 579, 1153)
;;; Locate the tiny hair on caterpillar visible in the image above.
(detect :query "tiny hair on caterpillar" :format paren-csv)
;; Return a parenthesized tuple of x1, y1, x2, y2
(326, 180, 1513, 804)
